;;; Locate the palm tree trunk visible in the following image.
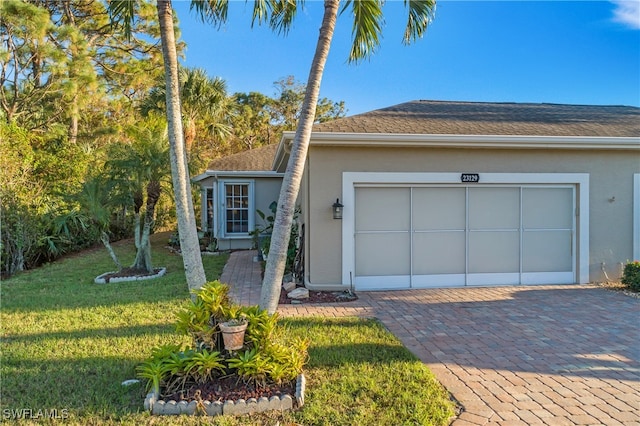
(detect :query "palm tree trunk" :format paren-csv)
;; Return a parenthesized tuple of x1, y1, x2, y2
(131, 220, 152, 272)
(131, 180, 160, 273)
(156, 0, 207, 291)
(260, 0, 340, 314)
(100, 231, 122, 271)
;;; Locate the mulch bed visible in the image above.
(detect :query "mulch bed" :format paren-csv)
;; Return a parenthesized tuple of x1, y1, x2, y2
(162, 375, 295, 403)
(279, 288, 358, 304)
(97, 267, 164, 283)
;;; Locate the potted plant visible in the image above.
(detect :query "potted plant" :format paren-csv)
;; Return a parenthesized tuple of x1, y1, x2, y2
(218, 316, 248, 351)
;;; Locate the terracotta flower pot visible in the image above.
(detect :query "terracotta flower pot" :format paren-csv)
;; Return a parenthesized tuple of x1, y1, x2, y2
(218, 321, 247, 351)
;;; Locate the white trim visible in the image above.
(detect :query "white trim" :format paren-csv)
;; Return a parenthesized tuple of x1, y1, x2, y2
(342, 172, 590, 288)
(412, 274, 465, 288)
(467, 273, 520, 286)
(212, 180, 218, 238)
(280, 131, 640, 151)
(201, 186, 208, 232)
(219, 180, 255, 238)
(521, 272, 575, 285)
(634, 174, 640, 260)
(354, 275, 410, 291)
(193, 170, 284, 182)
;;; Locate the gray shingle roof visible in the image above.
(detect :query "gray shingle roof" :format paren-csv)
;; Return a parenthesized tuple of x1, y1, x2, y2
(313, 100, 640, 137)
(206, 144, 278, 171)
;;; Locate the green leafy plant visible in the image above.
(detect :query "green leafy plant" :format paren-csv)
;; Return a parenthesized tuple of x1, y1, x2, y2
(136, 359, 170, 394)
(621, 260, 640, 291)
(175, 300, 217, 349)
(137, 278, 309, 396)
(243, 306, 279, 347)
(192, 280, 231, 319)
(227, 347, 270, 386)
(185, 349, 226, 383)
(251, 202, 301, 274)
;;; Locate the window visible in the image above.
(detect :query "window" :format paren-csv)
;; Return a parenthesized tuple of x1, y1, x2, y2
(205, 188, 214, 232)
(223, 182, 253, 235)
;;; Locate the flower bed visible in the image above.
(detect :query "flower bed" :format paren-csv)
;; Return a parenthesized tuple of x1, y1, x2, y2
(94, 267, 166, 284)
(144, 374, 305, 416)
(136, 281, 309, 417)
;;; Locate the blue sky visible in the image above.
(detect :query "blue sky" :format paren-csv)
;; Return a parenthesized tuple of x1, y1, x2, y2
(172, 1, 640, 115)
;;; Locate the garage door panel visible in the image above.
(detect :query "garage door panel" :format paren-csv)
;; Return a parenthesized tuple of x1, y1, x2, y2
(469, 231, 520, 273)
(355, 187, 410, 231)
(469, 187, 520, 229)
(523, 230, 572, 272)
(355, 233, 410, 276)
(412, 188, 465, 230)
(353, 183, 575, 290)
(523, 188, 573, 229)
(413, 232, 465, 274)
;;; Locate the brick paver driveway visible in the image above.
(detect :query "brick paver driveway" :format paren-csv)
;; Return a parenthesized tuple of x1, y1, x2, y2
(223, 252, 640, 425)
(361, 286, 640, 425)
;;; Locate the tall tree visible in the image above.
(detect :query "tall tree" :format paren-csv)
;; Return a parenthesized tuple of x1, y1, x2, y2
(106, 117, 170, 273)
(221, 78, 345, 157)
(1, 0, 164, 141)
(155, 0, 207, 290)
(140, 67, 231, 154)
(108, 0, 300, 292)
(260, 0, 436, 313)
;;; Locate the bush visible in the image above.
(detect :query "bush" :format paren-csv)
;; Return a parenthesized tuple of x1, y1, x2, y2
(621, 260, 640, 291)
(140, 280, 309, 395)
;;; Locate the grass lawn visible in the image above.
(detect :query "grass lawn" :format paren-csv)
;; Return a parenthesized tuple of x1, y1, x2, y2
(1, 232, 456, 425)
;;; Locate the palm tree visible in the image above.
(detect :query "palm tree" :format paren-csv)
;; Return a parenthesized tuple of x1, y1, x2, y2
(108, 0, 299, 293)
(109, 0, 208, 291)
(140, 67, 232, 154)
(108, 0, 435, 299)
(260, 0, 436, 313)
(106, 117, 170, 273)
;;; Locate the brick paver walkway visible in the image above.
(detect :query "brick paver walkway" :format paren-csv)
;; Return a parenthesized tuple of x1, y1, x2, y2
(220, 250, 640, 425)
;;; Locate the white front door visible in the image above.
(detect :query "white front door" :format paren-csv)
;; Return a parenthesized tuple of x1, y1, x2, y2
(353, 184, 575, 290)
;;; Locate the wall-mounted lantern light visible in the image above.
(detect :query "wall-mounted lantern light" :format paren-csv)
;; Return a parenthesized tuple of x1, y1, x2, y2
(332, 198, 344, 220)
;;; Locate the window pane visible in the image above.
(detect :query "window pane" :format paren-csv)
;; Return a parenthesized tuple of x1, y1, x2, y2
(225, 183, 250, 234)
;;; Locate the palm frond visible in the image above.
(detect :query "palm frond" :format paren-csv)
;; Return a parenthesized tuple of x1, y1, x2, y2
(251, 0, 272, 27)
(190, 0, 229, 28)
(107, 0, 136, 39)
(403, 0, 436, 45)
(268, 0, 301, 35)
(343, 0, 385, 63)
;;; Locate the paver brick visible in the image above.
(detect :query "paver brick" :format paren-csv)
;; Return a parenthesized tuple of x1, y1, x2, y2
(221, 251, 640, 426)
(568, 414, 600, 425)
(514, 409, 544, 424)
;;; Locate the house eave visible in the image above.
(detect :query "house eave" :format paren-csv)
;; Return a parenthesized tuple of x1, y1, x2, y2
(306, 132, 640, 150)
(192, 170, 284, 183)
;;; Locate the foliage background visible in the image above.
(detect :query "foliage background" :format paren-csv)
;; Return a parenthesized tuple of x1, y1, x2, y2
(0, 0, 345, 277)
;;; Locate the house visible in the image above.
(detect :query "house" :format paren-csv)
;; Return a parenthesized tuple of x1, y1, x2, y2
(193, 143, 283, 251)
(195, 100, 640, 290)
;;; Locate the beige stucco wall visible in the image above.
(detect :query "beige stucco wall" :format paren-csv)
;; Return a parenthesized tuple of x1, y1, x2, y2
(305, 144, 640, 287)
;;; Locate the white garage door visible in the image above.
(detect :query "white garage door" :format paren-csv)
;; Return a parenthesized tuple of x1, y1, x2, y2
(354, 185, 575, 290)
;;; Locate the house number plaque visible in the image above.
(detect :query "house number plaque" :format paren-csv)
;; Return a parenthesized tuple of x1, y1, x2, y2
(461, 173, 480, 183)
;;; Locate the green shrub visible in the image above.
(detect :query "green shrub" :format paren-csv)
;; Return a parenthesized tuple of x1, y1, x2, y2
(621, 260, 640, 291)
(139, 280, 309, 395)
(251, 201, 301, 274)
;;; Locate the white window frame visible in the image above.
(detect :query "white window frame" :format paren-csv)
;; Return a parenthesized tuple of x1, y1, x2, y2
(219, 180, 255, 238)
(342, 172, 590, 287)
(202, 187, 214, 233)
